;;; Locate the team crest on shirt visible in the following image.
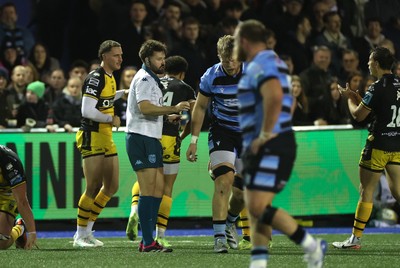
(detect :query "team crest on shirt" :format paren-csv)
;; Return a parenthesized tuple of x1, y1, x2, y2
(142, 77, 148, 81)
(88, 77, 100, 86)
(6, 163, 12, 170)
(148, 154, 156, 163)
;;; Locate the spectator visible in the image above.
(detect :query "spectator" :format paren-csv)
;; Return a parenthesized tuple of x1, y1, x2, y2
(338, 49, 362, 85)
(291, 75, 312, 126)
(17, 81, 52, 131)
(24, 62, 40, 85)
(383, 16, 400, 60)
(281, 54, 295, 75)
(28, 42, 60, 85)
(314, 77, 350, 125)
(309, 0, 330, 39)
(279, 15, 313, 74)
(178, 0, 210, 25)
(6, 65, 27, 122)
(353, 17, 387, 73)
(300, 46, 333, 121)
(0, 38, 25, 75)
(0, 2, 35, 62)
(114, 66, 137, 126)
(43, 68, 67, 107)
(52, 77, 83, 132)
(0, 66, 10, 128)
(146, 0, 166, 23)
(170, 16, 209, 91)
(147, 1, 183, 53)
(117, 0, 149, 68)
(313, 11, 353, 75)
(89, 59, 101, 72)
(68, 59, 89, 82)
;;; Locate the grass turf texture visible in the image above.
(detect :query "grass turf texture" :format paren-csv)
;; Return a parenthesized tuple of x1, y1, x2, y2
(3, 234, 400, 268)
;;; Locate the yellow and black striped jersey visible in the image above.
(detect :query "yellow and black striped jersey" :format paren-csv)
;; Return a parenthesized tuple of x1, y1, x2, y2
(80, 67, 117, 134)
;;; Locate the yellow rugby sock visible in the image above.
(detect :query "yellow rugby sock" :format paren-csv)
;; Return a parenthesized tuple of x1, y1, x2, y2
(77, 194, 94, 227)
(156, 195, 172, 236)
(131, 181, 140, 207)
(10, 225, 23, 241)
(90, 190, 111, 222)
(352, 201, 373, 238)
(239, 208, 250, 239)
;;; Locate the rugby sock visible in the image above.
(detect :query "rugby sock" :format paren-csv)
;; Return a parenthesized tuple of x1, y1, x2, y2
(353, 201, 373, 238)
(250, 246, 268, 267)
(10, 224, 24, 241)
(90, 190, 111, 222)
(77, 194, 94, 233)
(156, 195, 172, 238)
(138, 196, 155, 246)
(239, 208, 251, 240)
(213, 220, 227, 243)
(289, 225, 317, 253)
(130, 181, 140, 217)
(226, 211, 239, 227)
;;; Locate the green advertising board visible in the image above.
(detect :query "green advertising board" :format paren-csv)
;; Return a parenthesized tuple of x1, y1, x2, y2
(0, 127, 367, 219)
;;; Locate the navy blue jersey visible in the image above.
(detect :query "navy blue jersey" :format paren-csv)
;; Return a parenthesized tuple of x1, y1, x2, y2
(238, 50, 293, 149)
(199, 63, 244, 132)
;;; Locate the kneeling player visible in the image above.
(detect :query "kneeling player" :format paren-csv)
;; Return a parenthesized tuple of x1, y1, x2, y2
(0, 145, 37, 250)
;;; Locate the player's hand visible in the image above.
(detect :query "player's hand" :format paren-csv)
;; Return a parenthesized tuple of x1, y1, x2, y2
(175, 101, 190, 113)
(25, 232, 38, 250)
(167, 114, 182, 124)
(250, 133, 277, 154)
(112, 115, 121, 128)
(186, 143, 198, 162)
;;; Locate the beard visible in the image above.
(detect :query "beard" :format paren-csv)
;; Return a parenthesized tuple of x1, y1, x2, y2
(148, 61, 165, 75)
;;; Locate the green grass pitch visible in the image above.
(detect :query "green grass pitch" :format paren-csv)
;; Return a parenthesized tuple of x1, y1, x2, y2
(3, 234, 400, 268)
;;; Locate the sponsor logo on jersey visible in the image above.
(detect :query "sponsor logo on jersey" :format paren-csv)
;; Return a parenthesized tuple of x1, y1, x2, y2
(10, 175, 23, 185)
(6, 163, 12, 170)
(85, 86, 97, 95)
(142, 77, 148, 82)
(88, 77, 100, 86)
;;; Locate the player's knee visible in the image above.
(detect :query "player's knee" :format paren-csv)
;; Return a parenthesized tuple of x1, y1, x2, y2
(259, 205, 278, 225)
(232, 174, 244, 190)
(212, 165, 234, 180)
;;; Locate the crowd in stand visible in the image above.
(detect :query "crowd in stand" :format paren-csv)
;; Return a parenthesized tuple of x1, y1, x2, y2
(1, 0, 400, 131)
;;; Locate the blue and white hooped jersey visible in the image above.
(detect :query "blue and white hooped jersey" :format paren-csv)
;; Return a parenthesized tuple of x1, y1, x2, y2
(238, 50, 293, 149)
(199, 63, 244, 132)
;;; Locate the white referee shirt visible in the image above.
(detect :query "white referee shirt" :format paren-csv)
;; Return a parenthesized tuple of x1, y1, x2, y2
(126, 68, 164, 139)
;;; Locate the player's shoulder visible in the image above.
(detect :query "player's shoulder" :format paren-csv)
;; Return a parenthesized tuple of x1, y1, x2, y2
(84, 67, 105, 88)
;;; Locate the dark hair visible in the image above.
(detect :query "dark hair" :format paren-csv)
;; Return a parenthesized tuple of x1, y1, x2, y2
(236, 19, 273, 44)
(182, 16, 199, 28)
(165, 56, 188, 75)
(28, 42, 52, 71)
(0, 2, 16, 14)
(69, 59, 89, 72)
(322, 11, 340, 24)
(138, 39, 167, 63)
(166, 0, 182, 10)
(371, 46, 395, 70)
(365, 17, 382, 27)
(98, 40, 121, 60)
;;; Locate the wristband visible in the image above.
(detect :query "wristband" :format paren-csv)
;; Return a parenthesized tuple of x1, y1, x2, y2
(27, 232, 37, 235)
(190, 135, 198, 144)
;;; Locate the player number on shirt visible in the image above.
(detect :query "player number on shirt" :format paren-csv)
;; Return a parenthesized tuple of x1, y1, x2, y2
(163, 91, 174, 106)
(387, 105, 400, 127)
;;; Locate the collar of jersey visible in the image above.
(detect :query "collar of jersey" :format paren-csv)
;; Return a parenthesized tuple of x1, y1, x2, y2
(142, 64, 164, 90)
